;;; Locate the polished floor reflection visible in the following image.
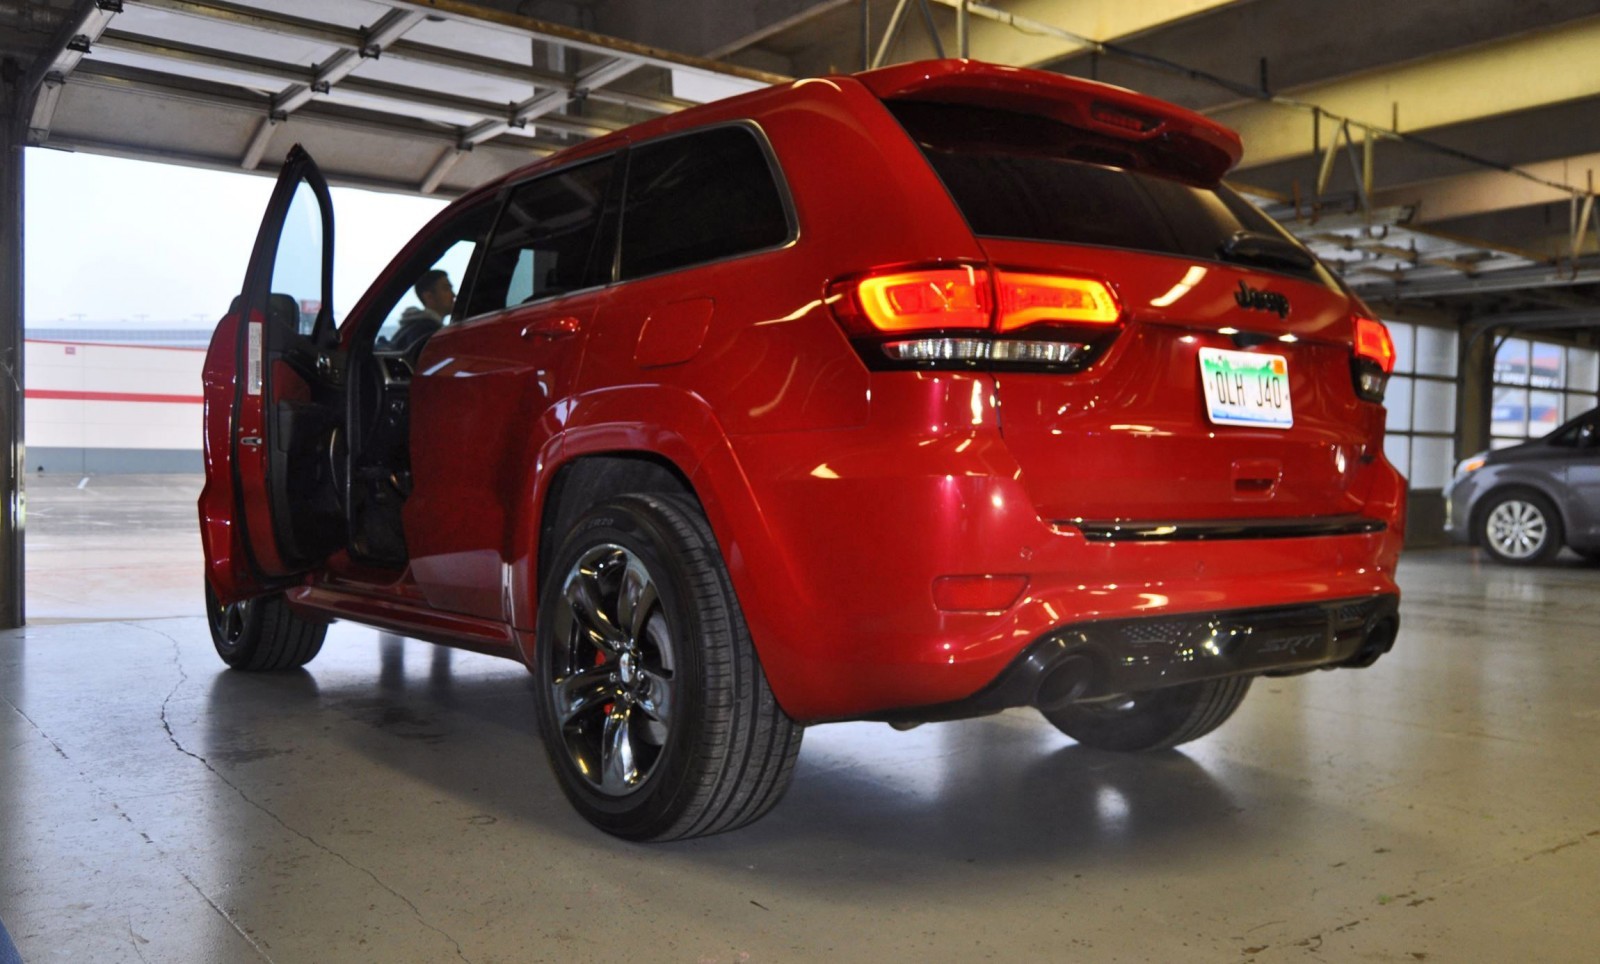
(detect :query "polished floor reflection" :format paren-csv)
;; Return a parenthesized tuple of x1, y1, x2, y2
(3, 479, 1599, 961)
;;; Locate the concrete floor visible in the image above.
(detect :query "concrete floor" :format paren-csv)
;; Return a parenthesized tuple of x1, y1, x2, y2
(3, 476, 1599, 963)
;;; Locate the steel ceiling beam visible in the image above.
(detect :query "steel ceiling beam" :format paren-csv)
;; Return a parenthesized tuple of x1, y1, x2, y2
(45, 127, 491, 197)
(420, 147, 467, 195)
(703, 0, 856, 58)
(1217, 17, 1600, 170)
(242, 7, 425, 170)
(129, 0, 788, 88)
(916, 0, 1241, 68)
(102, 0, 784, 168)
(389, 0, 789, 87)
(125, 0, 695, 115)
(270, 8, 425, 116)
(62, 60, 567, 160)
(1359, 263, 1600, 302)
(27, 0, 798, 195)
(459, 55, 638, 148)
(27, 0, 119, 141)
(374, 42, 694, 115)
(94, 30, 619, 146)
(1367, 153, 1600, 225)
(129, 0, 354, 50)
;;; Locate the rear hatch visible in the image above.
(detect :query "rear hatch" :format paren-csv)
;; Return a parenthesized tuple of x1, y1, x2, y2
(868, 65, 1385, 525)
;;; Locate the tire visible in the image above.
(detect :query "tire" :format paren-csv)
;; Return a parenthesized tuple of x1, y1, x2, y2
(1040, 676, 1253, 752)
(1479, 490, 1564, 565)
(533, 493, 803, 841)
(205, 579, 328, 671)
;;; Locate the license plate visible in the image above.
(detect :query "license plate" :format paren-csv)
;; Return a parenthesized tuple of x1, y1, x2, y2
(1199, 347, 1293, 429)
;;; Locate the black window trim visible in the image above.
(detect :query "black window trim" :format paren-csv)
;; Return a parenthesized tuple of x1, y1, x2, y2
(454, 149, 625, 328)
(612, 119, 800, 287)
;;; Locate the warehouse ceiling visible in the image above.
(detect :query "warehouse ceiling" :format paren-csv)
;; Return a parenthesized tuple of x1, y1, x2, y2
(5, 0, 1600, 323)
(3, 0, 783, 196)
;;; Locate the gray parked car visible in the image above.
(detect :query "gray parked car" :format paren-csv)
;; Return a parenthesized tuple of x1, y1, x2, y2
(1446, 407, 1600, 564)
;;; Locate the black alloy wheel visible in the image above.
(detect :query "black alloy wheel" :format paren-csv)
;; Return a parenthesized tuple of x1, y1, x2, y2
(534, 493, 802, 841)
(204, 579, 328, 671)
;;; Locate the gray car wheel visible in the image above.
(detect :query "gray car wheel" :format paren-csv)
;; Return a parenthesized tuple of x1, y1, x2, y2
(1479, 491, 1564, 565)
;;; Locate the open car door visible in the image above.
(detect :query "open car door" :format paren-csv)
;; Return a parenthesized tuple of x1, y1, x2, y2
(199, 145, 344, 604)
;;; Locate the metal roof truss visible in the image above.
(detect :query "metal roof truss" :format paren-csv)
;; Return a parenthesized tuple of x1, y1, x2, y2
(26, 0, 789, 196)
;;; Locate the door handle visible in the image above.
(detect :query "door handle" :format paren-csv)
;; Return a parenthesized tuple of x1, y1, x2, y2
(521, 316, 583, 340)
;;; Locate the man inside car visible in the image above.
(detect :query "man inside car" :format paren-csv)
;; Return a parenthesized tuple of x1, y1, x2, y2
(388, 269, 454, 353)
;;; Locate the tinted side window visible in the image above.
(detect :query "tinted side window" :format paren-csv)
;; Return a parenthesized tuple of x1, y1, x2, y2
(462, 156, 616, 319)
(619, 126, 790, 280)
(1550, 414, 1600, 448)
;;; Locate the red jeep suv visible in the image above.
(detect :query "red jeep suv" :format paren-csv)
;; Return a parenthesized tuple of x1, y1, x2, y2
(201, 60, 1405, 840)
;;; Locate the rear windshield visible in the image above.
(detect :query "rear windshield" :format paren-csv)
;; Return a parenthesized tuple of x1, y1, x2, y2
(889, 101, 1329, 285)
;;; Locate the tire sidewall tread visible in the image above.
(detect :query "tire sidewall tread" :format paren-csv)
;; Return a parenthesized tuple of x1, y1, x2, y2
(206, 581, 328, 672)
(534, 493, 801, 841)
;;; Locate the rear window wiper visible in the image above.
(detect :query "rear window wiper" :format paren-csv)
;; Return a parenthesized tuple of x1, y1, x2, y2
(1218, 230, 1315, 271)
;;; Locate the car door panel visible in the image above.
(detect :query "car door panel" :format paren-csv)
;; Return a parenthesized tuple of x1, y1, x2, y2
(200, 146, 342, 603)
(1564, 421, 1600, 542)
(400, 154, 620, 620)
(404, 294, 602, 618)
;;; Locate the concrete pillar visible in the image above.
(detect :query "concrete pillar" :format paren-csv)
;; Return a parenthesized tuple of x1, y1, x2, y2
(0, 56, 24, 628)
(1457, 325, 1496, 459)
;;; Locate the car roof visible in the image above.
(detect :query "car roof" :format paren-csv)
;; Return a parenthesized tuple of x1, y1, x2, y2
(458, 58, 1245, 203)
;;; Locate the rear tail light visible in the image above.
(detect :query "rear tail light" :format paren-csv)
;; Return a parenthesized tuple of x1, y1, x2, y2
(830, 266, 1122, 372)
(855, 268, 990, 332)
(1351, 314, 1395, 403)
(995, 273, 1121, 331)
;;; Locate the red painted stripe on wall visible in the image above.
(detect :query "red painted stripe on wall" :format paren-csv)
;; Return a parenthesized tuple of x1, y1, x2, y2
(26, 389, 204, 405)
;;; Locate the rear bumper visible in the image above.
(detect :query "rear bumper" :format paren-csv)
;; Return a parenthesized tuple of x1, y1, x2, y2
(700, 420, 1404, 724)
(869, 594, 1399, 724)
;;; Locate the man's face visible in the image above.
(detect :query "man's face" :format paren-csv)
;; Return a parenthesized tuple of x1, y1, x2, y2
(422, 276, 455, 316)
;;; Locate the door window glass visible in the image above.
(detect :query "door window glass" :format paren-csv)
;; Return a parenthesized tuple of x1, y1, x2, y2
(375, 237, 478, 347)
(271, 180, 329, 335)
(619, 126, 791, 280)
(461, 157, 617, 320)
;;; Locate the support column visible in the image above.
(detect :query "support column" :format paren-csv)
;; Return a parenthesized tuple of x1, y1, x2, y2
(0, 56, 25, 628)
(1457, 325, 1496, 460)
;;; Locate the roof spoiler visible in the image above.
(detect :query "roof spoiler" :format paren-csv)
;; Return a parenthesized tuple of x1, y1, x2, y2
(857, 59, 1243, 185)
